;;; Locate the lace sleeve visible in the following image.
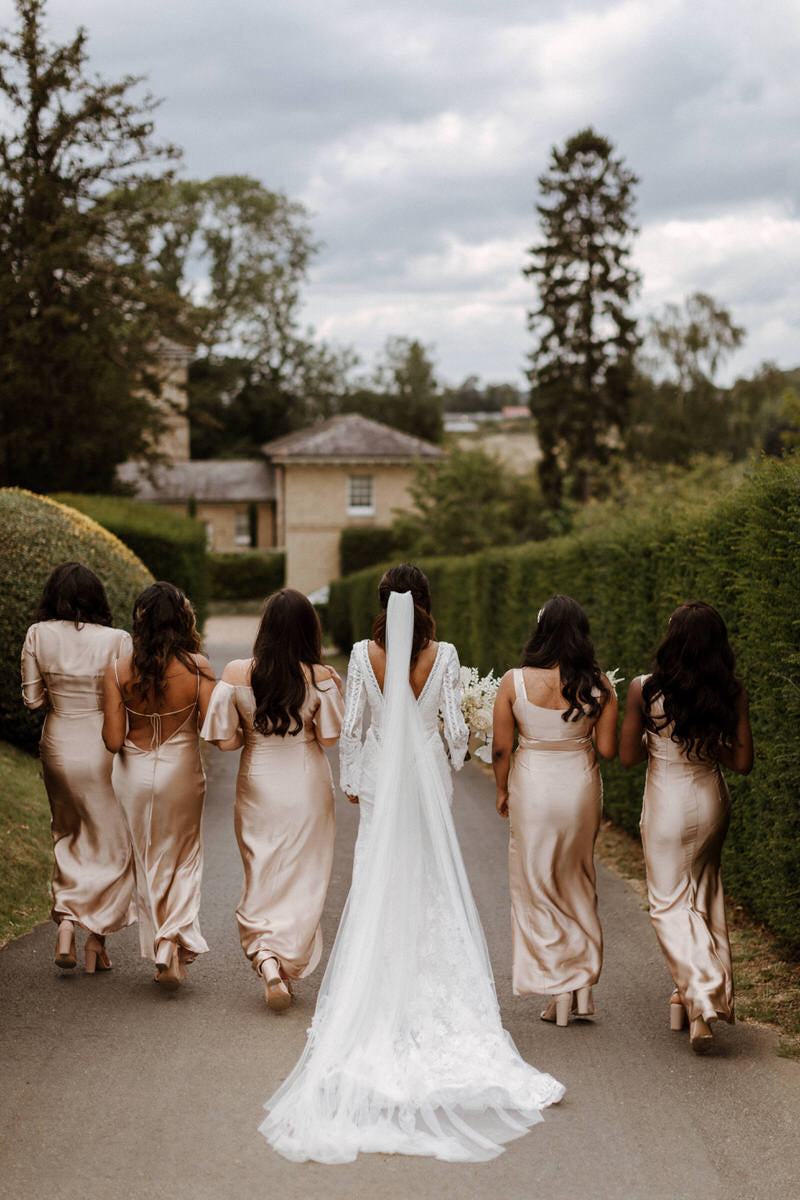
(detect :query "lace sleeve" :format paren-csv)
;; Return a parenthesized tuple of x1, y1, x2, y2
(339, 644, 367, 795)
(21, 625, 47, 710)
(441, 643, 468, 771)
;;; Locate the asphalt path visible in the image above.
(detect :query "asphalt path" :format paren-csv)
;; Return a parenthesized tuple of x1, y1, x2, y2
(1, 616, 799, 1200)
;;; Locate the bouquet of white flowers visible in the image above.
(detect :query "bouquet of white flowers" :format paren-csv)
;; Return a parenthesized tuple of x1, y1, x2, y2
(605, 667, 624, 694)
(458, 665, 499, 764)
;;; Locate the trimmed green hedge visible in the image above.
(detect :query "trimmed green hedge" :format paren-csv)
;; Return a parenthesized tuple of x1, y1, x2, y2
(0, 490, 153, 752)
(53, 494, 208, 625)
(328, 458, 800, 950)
(339, 527, 398, 577)
(208, 551, 285, 600)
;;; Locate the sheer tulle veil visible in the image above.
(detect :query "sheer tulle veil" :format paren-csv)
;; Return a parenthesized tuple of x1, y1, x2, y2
(259, 590, 564, 1163)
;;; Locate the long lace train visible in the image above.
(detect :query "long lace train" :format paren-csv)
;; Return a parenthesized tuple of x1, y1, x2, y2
(259, 592, 564, 1163)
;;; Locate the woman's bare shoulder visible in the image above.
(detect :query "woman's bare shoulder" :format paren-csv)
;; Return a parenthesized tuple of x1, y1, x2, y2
(221, 658, 252, 685)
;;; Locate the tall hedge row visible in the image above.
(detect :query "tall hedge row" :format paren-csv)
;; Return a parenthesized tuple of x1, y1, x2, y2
(53, 494, 208, 625)
(0, 490, 154, 751)
(328, 458, 800, 949)
(208, 551, 285, 600)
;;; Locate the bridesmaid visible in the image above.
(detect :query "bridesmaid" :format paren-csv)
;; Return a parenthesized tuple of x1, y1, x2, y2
(21, 562, 135, 972)
(202, 589, 343, 1011)
(620, 600, 753, 1052)
(103, 582, 215, 990)
(492, 595, 618, 1026)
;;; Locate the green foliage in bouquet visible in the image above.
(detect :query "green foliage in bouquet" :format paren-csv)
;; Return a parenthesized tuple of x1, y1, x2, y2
(329, 457, 800, 950)
(0, 489, 153, 751)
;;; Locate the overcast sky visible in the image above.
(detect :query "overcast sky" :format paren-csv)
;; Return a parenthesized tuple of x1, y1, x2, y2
(3, 0, 799, 387)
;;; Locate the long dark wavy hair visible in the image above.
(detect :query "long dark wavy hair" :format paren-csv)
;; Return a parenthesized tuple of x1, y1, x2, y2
(35, 562, 112, 628)
(372, 563, 436, 665)
(252, 589, 323, 737)
(521, 594, 609, 723)
(129, 582, 206, 703)
(643, 601, 741, 759)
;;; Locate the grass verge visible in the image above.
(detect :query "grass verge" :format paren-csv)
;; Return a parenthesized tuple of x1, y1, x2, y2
(596, 818, 800, 1060)
(0, 740, 52, 947)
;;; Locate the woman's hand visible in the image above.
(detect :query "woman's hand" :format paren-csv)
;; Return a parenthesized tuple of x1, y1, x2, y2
(346, 792, 359, 805)
(496, 788, 509, 819)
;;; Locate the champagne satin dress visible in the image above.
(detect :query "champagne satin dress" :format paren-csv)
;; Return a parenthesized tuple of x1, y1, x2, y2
(201, 673, 344, 979)
(112, 667, 208, 966)
(507, 669, 603, 995)
(639, 677, 734, 1024)
(21, 621, 136, 935)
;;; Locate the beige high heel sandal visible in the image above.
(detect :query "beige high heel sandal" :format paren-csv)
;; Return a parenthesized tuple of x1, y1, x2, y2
(690, 1016, 714, 1053)
(670, 988, 686, 1031)
(154, 940, 184, 990)
(84, 934, 112, 974)
(540, 993, 571, 1027)
(261, 957, 291, 1012)
(573, 985, 595, 1017)
(54, 920, 77, 969)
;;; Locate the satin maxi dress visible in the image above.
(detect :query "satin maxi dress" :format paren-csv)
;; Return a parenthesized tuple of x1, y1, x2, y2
(507, 669, 603, 996)
(112, 668, 208, 966)
(201, 674, 344, 979)
(638, 678, 734, 1024)
(21, 621, 135, 935)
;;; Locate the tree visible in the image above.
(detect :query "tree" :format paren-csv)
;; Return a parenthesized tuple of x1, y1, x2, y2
(0, 0, 181, 492)
(392, 445, 549, 557)
(340, 337, 444, 443)
(525, 127, 640, 505)
(628, 293, 747, 464)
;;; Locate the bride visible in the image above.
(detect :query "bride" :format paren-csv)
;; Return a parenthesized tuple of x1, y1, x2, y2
(259, 565, 564, 1163)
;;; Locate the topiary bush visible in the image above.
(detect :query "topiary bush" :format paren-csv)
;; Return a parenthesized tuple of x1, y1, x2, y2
(329, 457, 800, 949)
(53, 494, 208, 625)
(208, 551, 285, 600)
(339, 527, 398, 577)
(0, 489, 154, 752)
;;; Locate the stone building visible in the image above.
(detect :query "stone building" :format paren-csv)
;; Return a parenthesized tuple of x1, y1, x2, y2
(263, 414, 443, 595)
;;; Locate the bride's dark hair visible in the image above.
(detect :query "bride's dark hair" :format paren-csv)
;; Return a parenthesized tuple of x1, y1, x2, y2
(373, 563, 435, 665)
(130, 581, 208, 703)
(642, 601, 741, 759)
(251, 588, 323, 737)
(521, 594, 609, 722)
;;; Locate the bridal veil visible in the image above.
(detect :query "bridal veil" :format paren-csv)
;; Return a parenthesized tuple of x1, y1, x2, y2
(259, 590, 564, 1163)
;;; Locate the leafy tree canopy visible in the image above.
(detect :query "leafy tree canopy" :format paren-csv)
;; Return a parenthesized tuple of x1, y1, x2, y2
(0, 0, 181, 492)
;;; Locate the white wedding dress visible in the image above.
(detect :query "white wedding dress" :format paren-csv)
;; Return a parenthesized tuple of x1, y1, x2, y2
(259, 592, 564, 1163)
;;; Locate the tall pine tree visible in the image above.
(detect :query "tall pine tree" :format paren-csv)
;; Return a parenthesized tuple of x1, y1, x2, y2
(0, 0, 182, 492)
(525, 128, 640, 504)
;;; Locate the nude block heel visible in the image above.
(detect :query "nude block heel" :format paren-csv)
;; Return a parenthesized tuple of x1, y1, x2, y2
(54, 920, 76, 969)
(670, 989, 686, 1031)
(541, 993, 571, 1027)
(84, 934, 112, 974)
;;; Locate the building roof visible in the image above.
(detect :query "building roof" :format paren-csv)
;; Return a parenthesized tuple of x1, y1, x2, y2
(262, 413, 444, 462)
(117, 459, 275, 503)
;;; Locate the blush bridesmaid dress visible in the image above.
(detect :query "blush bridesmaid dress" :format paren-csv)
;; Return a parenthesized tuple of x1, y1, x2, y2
(507, 668, 603, 1017)
(21, 621, 136, 965)
(201, 667, 344, 988)
(111, 662, 209, 982)
(638, 677, 734, 1027)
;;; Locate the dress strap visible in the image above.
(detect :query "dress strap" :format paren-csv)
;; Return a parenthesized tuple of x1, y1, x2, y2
(513, 669, 527, 704)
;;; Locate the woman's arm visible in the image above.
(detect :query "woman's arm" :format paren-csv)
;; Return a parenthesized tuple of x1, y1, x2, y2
(312, 665, 345, 748)
(200, 663, 244, 751)
(716, 689, 754, 774)
(194, 653, 217, 727)
(20, 626, 47, 710)
(593, 676, 619, 760)
(619, 676, 647, 767)
(339, 647, 367, 803)
(441, 645, 469, 771)
(102, 659, 128, 753)
(492, 672, 516, 818)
